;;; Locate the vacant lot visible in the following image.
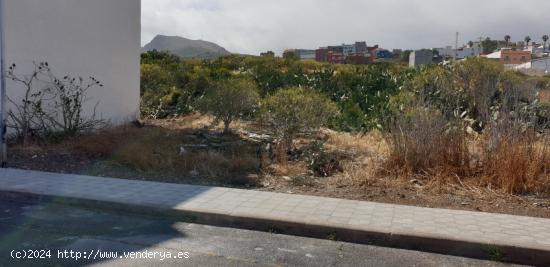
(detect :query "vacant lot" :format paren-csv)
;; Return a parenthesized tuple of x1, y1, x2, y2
(9, 114, 550, 219)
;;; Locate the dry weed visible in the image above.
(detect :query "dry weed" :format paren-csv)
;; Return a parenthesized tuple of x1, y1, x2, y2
(323, 129, 386, 157)
(384, 109, 472, 177)
(68, 126, 142, 157)
(482, 134, 550, 194)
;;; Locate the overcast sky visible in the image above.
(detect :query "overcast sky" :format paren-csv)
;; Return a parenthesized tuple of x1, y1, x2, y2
(141, 0, 550, 55)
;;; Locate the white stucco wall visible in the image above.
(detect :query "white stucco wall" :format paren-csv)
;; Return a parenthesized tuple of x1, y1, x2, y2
(3, 0, 141, 125)
(436, 46, 482, 59)
(515, 58, 550, 75)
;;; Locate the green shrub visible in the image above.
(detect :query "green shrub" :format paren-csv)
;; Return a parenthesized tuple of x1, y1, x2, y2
(197, 78, 260, 133)
(261, 87, 339, 145)
(330, 101, 367, 131)
(140, 51, 213, 118)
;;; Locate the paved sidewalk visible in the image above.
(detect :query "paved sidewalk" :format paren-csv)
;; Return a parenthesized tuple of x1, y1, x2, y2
(0, 168, 549, 265)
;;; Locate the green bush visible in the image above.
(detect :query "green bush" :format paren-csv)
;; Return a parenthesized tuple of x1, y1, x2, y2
(197, 78, 260, 133)
(261, 87, 339, 145)
(140, 51, 213, 118)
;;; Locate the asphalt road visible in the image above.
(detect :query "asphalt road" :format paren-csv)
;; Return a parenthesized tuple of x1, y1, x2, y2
(0, 198, 523, 267)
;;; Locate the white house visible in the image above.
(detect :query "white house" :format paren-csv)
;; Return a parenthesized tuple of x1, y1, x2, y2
(3, 0, 141, 125)
(436, 46, 482, 60)
(484, 50, 502, 60)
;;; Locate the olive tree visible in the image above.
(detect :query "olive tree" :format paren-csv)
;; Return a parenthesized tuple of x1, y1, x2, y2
(198, 78, 260, 134)
(261, 87, 339, 146)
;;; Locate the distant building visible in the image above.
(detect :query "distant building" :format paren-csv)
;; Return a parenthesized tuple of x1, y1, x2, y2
(346, 54, 370, 65)
(260, 51, 275, 57)
(524, 45, 545, 57)
(483, 50, 502, 60)
(327, 51, 346, 64)
(326, 42, 370, 64)
(409, 49, 433, 67)
(295, 49, 316, 60)
(342, 44, 356, 55)
(500, 49, 532, 66)
(288, 41, 371, 65)
(436, 46, 482, 59)
(315, 47, 329, 62)
(514, 57, 550, 74)
(483, 48, 532, 67)
(328, 45, 344, 54)
(283, 49, 298, 59)
(375, 49, 393, 60)
(283, 49, 316, 60)
(355, 42, 368, 54)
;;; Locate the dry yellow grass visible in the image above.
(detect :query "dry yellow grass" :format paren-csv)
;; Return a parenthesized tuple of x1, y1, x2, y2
(30, 112, 549, 196)
(146, 112, 257, 133)
(336, 159, 377, 185)
(323, 129, 387, 157)
(112, 125, 260, 185)
(145, 113, 214, 130)
(481, 135, 550, 194)
(319, 125, 550, 196)
(318, 129, 389, 186)
(266, 162, 308, 177)
(68, 126, 143, 157)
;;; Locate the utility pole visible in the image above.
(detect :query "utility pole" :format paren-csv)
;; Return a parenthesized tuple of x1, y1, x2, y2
(0, 0, 7, 167)
(479, 36, 484, 55)
(454, 32, 459, 60)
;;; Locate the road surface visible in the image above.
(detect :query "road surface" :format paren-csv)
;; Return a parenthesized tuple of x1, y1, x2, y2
(0, 198, 522, 266)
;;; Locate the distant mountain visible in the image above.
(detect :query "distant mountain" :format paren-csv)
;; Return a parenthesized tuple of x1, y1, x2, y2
(142, 35, 231, 59)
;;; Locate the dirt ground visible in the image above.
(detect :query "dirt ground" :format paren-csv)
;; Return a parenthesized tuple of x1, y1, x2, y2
(7, 115, 550, 219)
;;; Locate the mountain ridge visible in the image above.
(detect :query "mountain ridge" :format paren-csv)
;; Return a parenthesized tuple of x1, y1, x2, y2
(142, 35, 231, 59)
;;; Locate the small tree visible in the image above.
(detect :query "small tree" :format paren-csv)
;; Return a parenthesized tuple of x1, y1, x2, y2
(481, 37, 498, 54)
(261, 87, 338, 146)
(504, 35, 511, 47)
(198, 78, 260, 134)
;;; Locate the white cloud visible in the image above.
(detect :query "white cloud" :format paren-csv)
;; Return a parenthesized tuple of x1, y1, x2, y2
(142, 0, 550, 55)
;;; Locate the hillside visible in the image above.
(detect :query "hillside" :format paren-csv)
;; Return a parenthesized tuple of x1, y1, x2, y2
(142, 35, 231, 59)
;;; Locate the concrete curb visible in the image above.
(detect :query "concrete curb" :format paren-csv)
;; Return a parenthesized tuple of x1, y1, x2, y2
(1, 190, 548, 266)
